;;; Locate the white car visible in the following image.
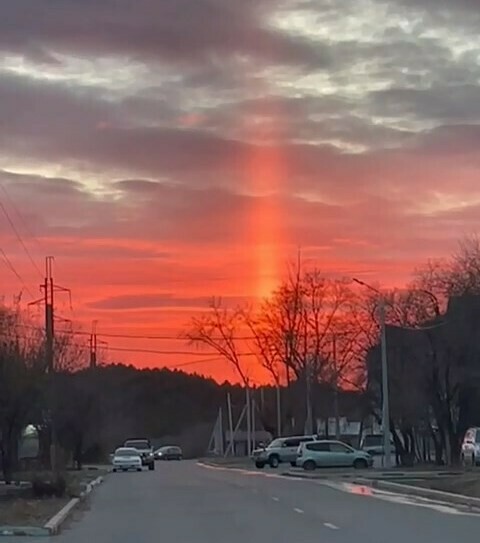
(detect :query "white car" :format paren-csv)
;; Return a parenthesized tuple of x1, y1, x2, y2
(112, 447, 143, 472)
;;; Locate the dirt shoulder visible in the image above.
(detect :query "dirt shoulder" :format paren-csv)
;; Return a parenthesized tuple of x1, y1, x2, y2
(0, 468, 107, 528)
(0, 497, 70, 527)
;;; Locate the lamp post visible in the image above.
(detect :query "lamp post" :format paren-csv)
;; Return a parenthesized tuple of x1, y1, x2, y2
(353, 278, 392, 468)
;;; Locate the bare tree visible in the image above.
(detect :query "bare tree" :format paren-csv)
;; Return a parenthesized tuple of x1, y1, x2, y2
(186, 298, 251, 385)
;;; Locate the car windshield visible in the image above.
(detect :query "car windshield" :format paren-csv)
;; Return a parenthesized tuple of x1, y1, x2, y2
(363, 436, 382, 446)
(267, 439, 284, 449)
(125, 441, 150, 450)
(115, 449, 138, 457)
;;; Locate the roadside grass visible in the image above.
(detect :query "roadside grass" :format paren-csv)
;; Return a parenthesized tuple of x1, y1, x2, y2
(0, 468, 108, 528)
(404, 473, 480, 498)
(0, 497, 70, 527)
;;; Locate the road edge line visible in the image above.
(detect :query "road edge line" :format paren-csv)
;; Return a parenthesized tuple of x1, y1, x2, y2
(355, 478, 480, 510)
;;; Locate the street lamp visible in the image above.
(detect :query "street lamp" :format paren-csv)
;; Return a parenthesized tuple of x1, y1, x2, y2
(353, 278, 392, 468)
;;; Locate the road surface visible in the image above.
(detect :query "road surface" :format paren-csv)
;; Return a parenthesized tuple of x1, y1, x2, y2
(8, 461, 480, 542)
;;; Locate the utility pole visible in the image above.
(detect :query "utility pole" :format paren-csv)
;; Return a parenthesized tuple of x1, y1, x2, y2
(305, 360, 314, 435)
(276, 383, 281, 437)
(246, 385, 251, 456)
(353, 278, 391, 469)
(44, 257, 54, 373)
(44, 257, 56, 472)
(333, 334, 341, 440)
(251, 397, 256, 450)
(379, 298, 392, 468)
(30, 257, 71, 473)
(226, 393, 234, 457)
(89, 320, 98, 369)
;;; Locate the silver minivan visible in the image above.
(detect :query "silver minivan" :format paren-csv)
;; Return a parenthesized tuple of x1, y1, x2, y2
(461, 427, 480, 466)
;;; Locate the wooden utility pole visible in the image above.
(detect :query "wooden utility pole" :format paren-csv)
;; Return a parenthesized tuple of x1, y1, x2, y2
(333, 334, 341, 440)
(89, 320, 98, 369)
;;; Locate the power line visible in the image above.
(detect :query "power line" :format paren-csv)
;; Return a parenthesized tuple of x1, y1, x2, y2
(0, 200, 43, 279)
(77, 330, 256, 341)
(0, 184, 44, 252)
(105, 346, 256, 357)
(11, 324, 257, 341)
(0, 248, 35, 299)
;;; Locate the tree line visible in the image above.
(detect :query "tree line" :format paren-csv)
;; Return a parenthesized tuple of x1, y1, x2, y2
(3, 236, 480, 475)
(0, 306, 246, 482)
(187, 237, 480, 465)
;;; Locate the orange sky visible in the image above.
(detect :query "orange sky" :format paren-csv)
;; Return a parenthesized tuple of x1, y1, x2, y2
(1, 0, 480, 382)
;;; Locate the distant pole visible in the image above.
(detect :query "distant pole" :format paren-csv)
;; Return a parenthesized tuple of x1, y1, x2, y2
(353, 278, 392, 468)
(44, 257, 54, 374)
(89, 320, 98, 369)
(252, 398, 256, 450)
(276, 383, 281, 437)
(224, 403, 247, 457)
(305, 361, 313, 435)
(226, 393, 234, 457)
(29, 257, 71, 473)
(333, 335, 340, 440)
(379, 298, 392, 468)
(246, 386, 251, 456)
(44, 257, 56, 471)
(218, 407, 224, 456)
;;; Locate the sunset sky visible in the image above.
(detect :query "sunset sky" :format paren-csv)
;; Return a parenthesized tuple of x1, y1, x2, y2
(1, 0, 480, 381)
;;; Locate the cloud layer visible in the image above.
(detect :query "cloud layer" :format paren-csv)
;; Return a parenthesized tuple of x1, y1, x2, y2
(1, 0, 480, 378)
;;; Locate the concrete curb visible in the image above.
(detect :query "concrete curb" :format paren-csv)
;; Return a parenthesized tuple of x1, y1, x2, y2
(43, 475, 104, 536)
(0, 476, 105, 536)
(0, 526, 51, 537)
(354, 478, 480, 510)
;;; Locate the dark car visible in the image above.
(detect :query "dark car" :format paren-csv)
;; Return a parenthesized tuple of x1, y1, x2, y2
(155, 446, 183, 461)
(124, 438, 155, 471)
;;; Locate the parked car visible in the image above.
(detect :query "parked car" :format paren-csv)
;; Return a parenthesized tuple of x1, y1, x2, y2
(155, 446, 183, 461)
(252, 435, 316, 468)
(123, 438, 155, 471)
(461, 427, 480, 466)
(112, 447, 143, 472)
(360, 433, 395, 456)
(297, 440, 373, 470)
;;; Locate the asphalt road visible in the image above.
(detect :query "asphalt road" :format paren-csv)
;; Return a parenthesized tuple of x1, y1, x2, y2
(8, 461, 480, 542)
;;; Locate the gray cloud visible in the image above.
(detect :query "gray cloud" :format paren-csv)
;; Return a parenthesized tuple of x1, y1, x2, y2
(0, 0, 330, 68)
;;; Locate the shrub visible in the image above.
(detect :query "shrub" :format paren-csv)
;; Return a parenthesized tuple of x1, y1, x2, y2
(31, 473, 66, 498)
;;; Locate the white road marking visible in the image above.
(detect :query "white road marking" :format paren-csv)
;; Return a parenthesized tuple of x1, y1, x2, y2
(272, 496, 280, 502)
(324, 522, 339, 530)
(198, 462, 479, 518)
(294, 508, 304, 514)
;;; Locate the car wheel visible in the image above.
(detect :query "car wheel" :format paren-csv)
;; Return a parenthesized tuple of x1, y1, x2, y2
(149, 462, 155, 471)
(137, 468, 142, 472)
(112, 468, 117, 473)
(303, 460, 316, 471)
(122, 469, 127, 472)
(255, 461, 265, 469)
(290, 461, 297, 467)
(269, 455, 280, 468)
(354, 458, 368, 470)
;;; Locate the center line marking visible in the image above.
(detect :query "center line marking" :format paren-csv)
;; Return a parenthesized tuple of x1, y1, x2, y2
(294, 508, 304, 514)
(272, 497, 280, 502)
(324, 523, 339, 530)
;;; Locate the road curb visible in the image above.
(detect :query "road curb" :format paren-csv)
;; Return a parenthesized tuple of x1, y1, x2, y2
(43, 475, 104, 536)
(354, 478, 480, 509)
(0, 526, 51, 537)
